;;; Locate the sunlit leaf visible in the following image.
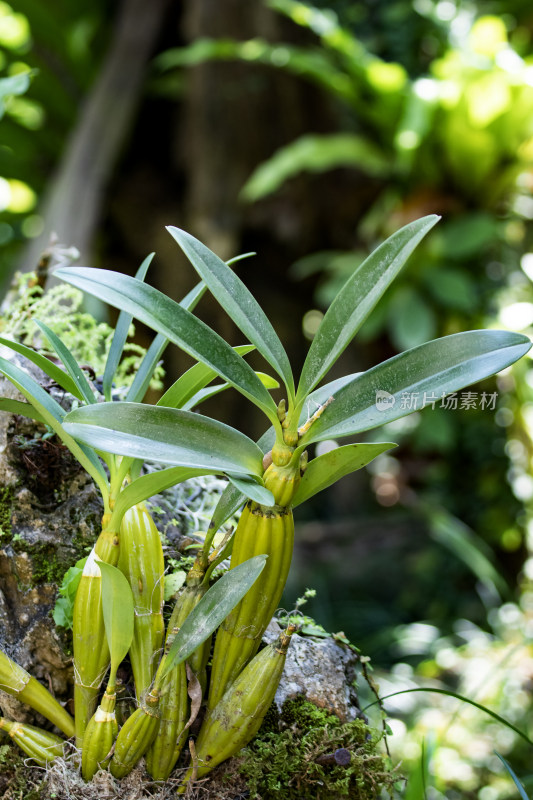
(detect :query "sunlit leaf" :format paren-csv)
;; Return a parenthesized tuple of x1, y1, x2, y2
(110, 466, 213, 525)
(0, 397, 45, 423)
(227, 474, 275, 505)
(125, 332, 167, 403)
(158, 345, 254, 409)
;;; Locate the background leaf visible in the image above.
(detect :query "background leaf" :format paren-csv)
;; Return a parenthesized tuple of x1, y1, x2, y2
(495, 752, 530, 800)
(241, 133, 390, 201)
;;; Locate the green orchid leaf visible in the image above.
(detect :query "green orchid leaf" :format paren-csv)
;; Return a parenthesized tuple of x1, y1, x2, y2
(126, 333, 167, 403)
(208, 483, 247, 540)
(99, 561, 135, 675)
(54, 267, 279, 425)
(162, 555, 267, 676)
(126, 280, 208, 404)
(167, 226, 295, 400)
(181, 370, 278, 411)
(0, 336, 82, 399)
(227, 474, 275, 505)
(158, 345, 254, 409)
(0, 398, 46, 423)
(0, 357, 109, 499)
(63, 402, 265, 478)
(299, 330, 532, 444)
(103, 253, 155, 401)
(35, 321, 96, 405)
(226, 251, 256, 266)
(110, 466, 214, 526)
(297, 215, 440, 400)
(292, 442, 397, 507)
(182, 383, 230, 410)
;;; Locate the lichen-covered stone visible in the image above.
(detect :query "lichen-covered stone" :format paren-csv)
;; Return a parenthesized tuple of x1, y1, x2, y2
(263, 620, 360, 722)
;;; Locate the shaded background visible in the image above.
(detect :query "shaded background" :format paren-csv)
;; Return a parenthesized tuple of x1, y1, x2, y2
(1, 2, 533, 792)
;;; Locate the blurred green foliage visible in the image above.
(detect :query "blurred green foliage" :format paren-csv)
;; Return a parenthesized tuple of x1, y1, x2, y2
(0, 0, 108, 285)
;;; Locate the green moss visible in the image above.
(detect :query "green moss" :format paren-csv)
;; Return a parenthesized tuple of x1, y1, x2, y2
(0, 741, 44, 800)
(0, 486, 13, 544)
(233, 697, 397, 800)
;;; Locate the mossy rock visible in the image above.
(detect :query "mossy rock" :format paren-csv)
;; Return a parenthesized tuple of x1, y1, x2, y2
(215, 697, 398, 799)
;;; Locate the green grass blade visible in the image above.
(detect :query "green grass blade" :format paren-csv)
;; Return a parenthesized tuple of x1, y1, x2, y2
(367, 688, 533, 746)
(0, 398, 45, 423)
(495, 752, 530, 799)
(99, 561, 135, 676)
(0, 357, 109, 500)
(103, 253, 155, 401)
(35, 321, 96, 405)
(167, 226, 295, 400)
(297, 215, 440, 400)
(292, 442, 397, 507)
(0, 336, 82, 399)
(54, 267, 279, 425)
(161, 555, 267, 677)
(299, 331, 532, 444)
(158, 345, 254, 409)
(63, 402, 265, 478)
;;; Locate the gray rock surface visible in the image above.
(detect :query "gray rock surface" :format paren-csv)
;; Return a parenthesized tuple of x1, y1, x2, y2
(264, 619, 360, 722)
